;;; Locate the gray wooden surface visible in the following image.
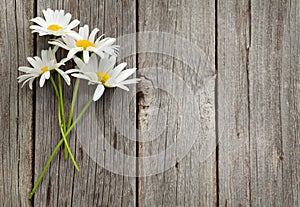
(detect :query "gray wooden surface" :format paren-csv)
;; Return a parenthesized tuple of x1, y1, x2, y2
(0, 0, 299, 206)
(217, 0, 251, 206)
(0, 1, 34, 206)
(138, 0, 216, 206)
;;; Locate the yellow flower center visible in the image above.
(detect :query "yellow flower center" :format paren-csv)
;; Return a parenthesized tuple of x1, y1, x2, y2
(41, 66, 49, 72)
(96, 72, 110, 84)
(47, 24, 63, 31)
(76, 40, 96, 50)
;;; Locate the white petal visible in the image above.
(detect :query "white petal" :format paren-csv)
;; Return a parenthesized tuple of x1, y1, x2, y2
(52, 45, 59, 53)
(41, 50, 48, 62)
(62, 13, 71, 26)
(21, 77, 34, 88)
(66, 31, 82, 40)
(18, 73, 32, 79)
(39, 73, 46, 87)
(87, 53, 98, 69)
(33, 56, 42, 62)
(67, 47, 82, 59)
(103, 47, 118, 56)
(115, 84, 129, 91)
(63, 35, 77, 47)
(29, 78, 35, 89)
(44, 71, 50, 79)
(59, 57, 71, 64)
(99, 55, 116, 73)
(93, 48, 105, 58)
(89, 28, 99, 42)
(43, 9, 53, 22)
(30, 17, 48, 27)
(48, 40, 69, 50)
(18, 74, 35, 82)
(110, 62, 127, 78)
(56, 69, 71, 85)
(85, 72, 98, 82)
(72, 73, 92, 81)
(79, 25, 89, 39)
(83, 25, 89, 39)
(27, 57, 39, 68)
(94, 34, 104, 44)
(97, 37, 116, 47)
(114, 68, 137, 83)
(83, 50, 89, 63)
(93, 84, 105, 101)
(32, 31, 50, 36)
(30, 25, 49, 32)
(66, 19, 80, 30)
(65, 69, 81, 74)
(18, 66, 33, 73)
(73, 57, 85, 69)
(118, 78, 140, 85)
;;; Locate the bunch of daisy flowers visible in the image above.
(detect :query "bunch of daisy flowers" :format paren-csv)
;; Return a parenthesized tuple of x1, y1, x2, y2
(18, 8, 140, 199)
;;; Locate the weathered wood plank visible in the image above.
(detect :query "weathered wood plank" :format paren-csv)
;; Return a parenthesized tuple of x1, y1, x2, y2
(217, 0, 251, 206)
(2, 0, 297, 206)
(0, 0, 34, 206)
(69, 1, 137, 206)
(281, 1, 300, 206)
(249, 0, 299, 206)
(218, 0, 299, 206)
(138, 0, 216, 206)
(34, 1, 137, 206)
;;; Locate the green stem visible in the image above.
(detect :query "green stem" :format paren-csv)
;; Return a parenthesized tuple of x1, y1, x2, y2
(57, 74, 68, 159)
(57, 74, 67, 133)
(65, 98, 93, 137)
(50, 75, 78, 169)
(64, 78, 80, 159)
(28, 97, 93, 199)
(50, 75, 59, 98)
(58, 103, 80, 172)
(28, 139, 64, 199)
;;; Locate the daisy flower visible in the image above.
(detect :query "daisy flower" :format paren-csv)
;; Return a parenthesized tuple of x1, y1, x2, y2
(49, 25, 119, 63)
(68, 54, 139, 101)
(30, 8, 80, 37)
(18, 48, 70, 89)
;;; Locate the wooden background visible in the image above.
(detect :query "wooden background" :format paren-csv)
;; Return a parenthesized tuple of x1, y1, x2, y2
(0, 0, 299, 206)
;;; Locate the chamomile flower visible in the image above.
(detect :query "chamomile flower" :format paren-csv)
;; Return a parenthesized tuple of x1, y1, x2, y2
(69, 54, 139, 101)
(49, 25, 119, 63)
(18, 48, 70, 89)
(30, 8, 80, 37)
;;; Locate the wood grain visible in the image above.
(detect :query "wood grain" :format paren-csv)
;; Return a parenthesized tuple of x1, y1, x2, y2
(217, 0, 251, 206)
(34, 0, 137, 206)
(138, 0, 216, 206)
(249, 0, 299, 206)
(281, 1, 300, 206)
(1, 0, 299, 206)
(0, 0, 34, 206)
(218, 0, 300, 206)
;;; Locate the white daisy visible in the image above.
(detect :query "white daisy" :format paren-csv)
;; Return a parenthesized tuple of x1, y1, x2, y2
(49, 25, 119, 63)
(18, 48, 70, 89)
(68, 54, 139, 101)
(30, 8, 80, 37)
